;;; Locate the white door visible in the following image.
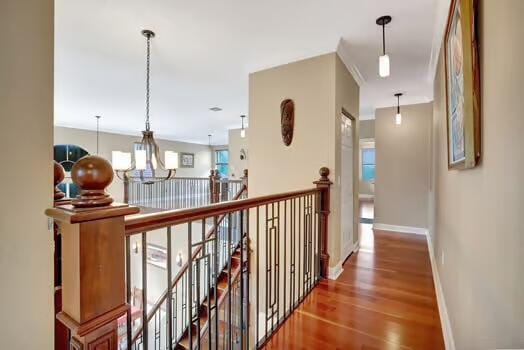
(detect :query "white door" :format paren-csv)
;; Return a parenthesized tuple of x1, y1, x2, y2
(340, 115, 354, 262)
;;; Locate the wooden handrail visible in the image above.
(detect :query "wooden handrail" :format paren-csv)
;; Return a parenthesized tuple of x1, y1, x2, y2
(125, 187, 319, 235)
(129, 184, 247, 344)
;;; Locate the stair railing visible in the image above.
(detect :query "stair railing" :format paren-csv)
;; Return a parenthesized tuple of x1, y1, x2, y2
(125, 170, 246, 210)
(47, 157, 331, 350)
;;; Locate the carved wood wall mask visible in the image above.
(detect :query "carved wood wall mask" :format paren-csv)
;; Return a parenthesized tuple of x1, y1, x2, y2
(280, 99, 294, 146)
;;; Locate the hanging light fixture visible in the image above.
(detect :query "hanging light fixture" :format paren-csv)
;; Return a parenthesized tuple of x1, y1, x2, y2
(240, 115, 246, 138)
(112, 29, 178, 184)
(395, 93, 403, 125)
(95, 115, 101, 155)
(376, 15, 392, 78)
(208, 134, 213, 146)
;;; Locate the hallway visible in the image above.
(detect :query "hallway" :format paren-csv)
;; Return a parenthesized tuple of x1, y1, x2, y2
(262, 202, 444, 349)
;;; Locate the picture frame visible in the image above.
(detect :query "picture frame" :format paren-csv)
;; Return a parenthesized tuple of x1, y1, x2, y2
(444, 0, 481, 169)
(179, 152, 195, 168)
(146, 243, 167, 269)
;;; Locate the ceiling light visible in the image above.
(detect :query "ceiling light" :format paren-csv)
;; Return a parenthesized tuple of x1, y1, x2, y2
(240, 115, 246, 138)
(209, 107, 222, 112)
(376, 15, 392, 78)
(395, 93, 403, 125)
(112, 29, 178, 184)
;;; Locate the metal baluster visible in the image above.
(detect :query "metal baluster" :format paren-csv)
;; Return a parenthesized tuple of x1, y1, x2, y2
(142, 232, 149, 350)
(256, 206, 260, 346)
(227, 212, 232, 350)
(167, 227, 173, 348)
(239, 209, 244, 349)
(187, 222, 193, 350)
(126, 236, 132, 350)
(213, 215, 219, 349)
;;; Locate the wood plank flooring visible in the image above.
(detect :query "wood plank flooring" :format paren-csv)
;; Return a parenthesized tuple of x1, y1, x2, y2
(262, 202, 444, 350)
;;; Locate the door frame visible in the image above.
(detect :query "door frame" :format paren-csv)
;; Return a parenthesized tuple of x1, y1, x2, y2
(340, 108, 358, 264)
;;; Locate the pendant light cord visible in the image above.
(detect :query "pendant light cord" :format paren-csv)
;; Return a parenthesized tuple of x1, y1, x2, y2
(382, 23, 386, 55)
(397, 95, 400, 114)
(95, 115, 101, 155)
(145, 34, 151, 132)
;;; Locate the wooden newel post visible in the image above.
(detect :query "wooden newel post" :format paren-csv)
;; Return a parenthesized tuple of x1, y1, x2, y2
(314, 167, 332, 279)
(241, 169, 248, 194)
(46, 155, 139, 350)
(211, 170, 221, 203)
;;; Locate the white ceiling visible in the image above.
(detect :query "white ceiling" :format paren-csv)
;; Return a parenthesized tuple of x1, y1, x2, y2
(55, 0, 442, 144)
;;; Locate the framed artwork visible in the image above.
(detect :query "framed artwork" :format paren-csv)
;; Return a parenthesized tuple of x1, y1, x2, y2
(146, 243, 167, 269)
(180, 152, 195, 168)
(444, 0, 481, 169)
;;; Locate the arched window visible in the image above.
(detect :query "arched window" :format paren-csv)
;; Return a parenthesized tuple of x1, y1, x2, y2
(54, 144, 89, 198)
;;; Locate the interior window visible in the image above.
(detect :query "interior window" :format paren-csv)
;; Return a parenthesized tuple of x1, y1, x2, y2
(362, 148, 375, 182)
(215, 150, 229, 177)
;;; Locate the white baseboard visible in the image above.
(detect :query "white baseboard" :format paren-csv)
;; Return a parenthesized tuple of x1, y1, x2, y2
(426, 232, 455, 350)
(373, 223, 428, 235)
(359, 194, 374, 200)
(341, 241, 353, 262)
(328, 261, 343, 280)
(353, 241, 360, 253)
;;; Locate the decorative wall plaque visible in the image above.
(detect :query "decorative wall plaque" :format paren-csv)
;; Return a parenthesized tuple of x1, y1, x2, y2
(280, 99, 294, 146)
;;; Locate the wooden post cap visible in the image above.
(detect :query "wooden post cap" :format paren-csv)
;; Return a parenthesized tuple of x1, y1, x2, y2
(71, 155, 114, 208)
(243, 169, 248, 177)
(54, 161, 66, 200)
(319, 167, 329, 179)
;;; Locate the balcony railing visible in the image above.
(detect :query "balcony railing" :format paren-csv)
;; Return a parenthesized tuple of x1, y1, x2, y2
(124, 171, 245, 210)
(48, 158, 331, 350)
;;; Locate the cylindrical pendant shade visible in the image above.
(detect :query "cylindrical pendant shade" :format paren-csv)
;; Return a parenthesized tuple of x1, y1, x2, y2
(379, 54, 390, 77)
(165, 151, 179, 169)
(135, 149, 147, 170)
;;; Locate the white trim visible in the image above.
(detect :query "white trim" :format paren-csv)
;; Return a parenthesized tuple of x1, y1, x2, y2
(352, 241, 360, 254)
(359, 194, 374, 200)
(426, 232, 456, 350)
(336, 40, 366, 87)
(341, 241, 353, 263)
(359, 114, 375, 121)
(328, 262, 343, 280)
(373, 223, 428, 235)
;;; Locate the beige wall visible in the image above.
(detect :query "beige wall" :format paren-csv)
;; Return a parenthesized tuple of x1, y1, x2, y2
(375, 103, 432, 229)
(55, 127, 213, 202)
(0, 0, 54, 347)
(249, 52, 359, 270)
(430, 1, 524, 348)
(359, 120, 375, 139)
(228, 128, 248, 179)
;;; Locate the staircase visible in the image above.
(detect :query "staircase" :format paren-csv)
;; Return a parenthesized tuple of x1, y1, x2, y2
(176, 249, 242, 350)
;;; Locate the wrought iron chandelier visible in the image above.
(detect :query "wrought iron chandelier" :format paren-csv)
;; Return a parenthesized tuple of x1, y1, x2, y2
(112, 29, 178, 184)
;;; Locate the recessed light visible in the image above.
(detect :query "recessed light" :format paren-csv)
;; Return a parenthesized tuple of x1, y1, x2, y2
(209, 107, 222, 112)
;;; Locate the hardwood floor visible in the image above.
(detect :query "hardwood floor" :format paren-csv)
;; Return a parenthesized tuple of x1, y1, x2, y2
(262, 202, 444, 350)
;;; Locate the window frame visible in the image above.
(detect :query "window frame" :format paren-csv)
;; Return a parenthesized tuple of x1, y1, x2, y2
(214, 149, 229, 178)
(360, 140, 376, 183)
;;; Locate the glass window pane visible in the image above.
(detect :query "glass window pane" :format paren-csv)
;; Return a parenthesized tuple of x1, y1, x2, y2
(217, 164, 229, 177)
(362, 149, 375, 165)
(216, 150, 229, 164)
(362, 165, 375, 182)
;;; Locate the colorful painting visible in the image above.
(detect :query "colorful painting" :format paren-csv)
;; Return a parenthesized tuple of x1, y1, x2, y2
(444, 0, 481, 169)
(446, 0, 465, 165)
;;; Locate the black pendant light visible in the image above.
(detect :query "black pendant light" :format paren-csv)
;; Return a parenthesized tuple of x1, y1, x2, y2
(376, 15, 392, 78)
(395, 93, 403, 125)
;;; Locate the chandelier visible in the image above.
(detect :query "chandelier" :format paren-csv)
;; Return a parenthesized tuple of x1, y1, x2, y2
(112, 29, 178, 184)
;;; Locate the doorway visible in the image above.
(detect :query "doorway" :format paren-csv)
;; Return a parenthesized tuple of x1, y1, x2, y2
(340, 111, 355, 262)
